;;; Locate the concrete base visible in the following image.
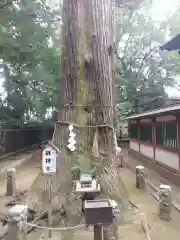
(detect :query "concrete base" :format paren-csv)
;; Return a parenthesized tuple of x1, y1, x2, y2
(40, 232, 61, 239)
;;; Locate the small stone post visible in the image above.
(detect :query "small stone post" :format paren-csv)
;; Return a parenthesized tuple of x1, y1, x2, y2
(115, 146, 123, 168)
(94, 224, 103, 240)
(159, 184, 172, 221)
(72, 180, 76, 192)
(119, 155, 124, 167)
(136, 166, 145, 189)
(7, 205, 28, 240)
(6, 168, 16, 196)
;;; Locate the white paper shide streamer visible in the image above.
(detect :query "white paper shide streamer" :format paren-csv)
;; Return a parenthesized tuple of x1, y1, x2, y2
(113, 131, 121, 156)
(67, 124, 76, 152)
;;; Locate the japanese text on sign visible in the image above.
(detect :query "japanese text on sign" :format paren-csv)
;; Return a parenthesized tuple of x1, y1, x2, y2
(42, 146, 57, 174)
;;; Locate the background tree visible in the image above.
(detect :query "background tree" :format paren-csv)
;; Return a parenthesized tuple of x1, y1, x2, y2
(0, 0, 60, 123)
(115, 1, 178, 118)
(0, 0, 180, 123)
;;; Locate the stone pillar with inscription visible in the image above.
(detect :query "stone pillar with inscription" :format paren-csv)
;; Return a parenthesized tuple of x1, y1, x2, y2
(136, 166, 146, 189)
(159, 184, 172, 221)
(6, 168, 16, 196)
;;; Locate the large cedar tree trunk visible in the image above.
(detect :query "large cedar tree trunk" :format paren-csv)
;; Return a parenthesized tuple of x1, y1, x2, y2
(53, 1, 125, 238)
(59, 0, 115, 153)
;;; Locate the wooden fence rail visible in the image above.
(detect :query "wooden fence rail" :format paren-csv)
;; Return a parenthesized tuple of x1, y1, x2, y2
(0, 128, 54, 156)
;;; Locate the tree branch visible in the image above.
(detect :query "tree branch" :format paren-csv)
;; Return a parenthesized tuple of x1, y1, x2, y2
(115, 0, 143, 9)
(135, 22, 155, 79)
(0, 0, 14, 9)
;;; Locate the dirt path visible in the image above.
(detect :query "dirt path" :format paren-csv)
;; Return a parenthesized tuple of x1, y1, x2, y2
(0, 149, 41, 216)
(123, 148, 180, 210)
(28, 159, 180, 240)
(0, 150, 40, 195)
(118, 166, 180, 240)
(0, 147, 179, 240)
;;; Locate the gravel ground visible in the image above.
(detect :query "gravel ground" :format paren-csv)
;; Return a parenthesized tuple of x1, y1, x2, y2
(0, 147, 179, 240)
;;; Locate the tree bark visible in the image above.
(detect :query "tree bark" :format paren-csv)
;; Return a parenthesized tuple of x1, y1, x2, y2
(54, 1, 118, 238)
(59, 0, 115, 153)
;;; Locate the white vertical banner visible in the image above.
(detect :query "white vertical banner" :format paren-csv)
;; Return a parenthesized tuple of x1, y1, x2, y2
(42, 146, 57, 174)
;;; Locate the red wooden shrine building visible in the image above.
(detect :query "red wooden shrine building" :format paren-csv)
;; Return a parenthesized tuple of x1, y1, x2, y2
(126, 104, 180, 185)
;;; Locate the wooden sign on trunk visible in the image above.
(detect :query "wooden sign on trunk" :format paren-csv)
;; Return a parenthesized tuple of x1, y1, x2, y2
(42, 142, 60, 175)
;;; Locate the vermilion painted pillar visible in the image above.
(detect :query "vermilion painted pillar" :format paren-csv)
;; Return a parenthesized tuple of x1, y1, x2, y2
(128, 120, 130, 140)
(152, 117, 156, 161)
(176, 114, 180, 170)
(138, 119, 140, 152)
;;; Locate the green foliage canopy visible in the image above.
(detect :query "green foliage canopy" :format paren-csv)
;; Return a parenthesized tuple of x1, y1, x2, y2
(0, 0, 60, 122)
